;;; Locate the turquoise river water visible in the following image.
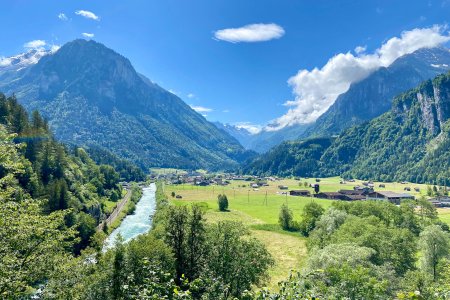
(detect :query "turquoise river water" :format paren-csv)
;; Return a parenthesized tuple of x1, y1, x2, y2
(104, 183, 156, 249)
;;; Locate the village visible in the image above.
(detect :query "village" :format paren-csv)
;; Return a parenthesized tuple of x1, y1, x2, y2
(152, 169, 450, 208)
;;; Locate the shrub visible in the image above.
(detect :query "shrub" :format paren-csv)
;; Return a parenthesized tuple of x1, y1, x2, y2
(217, 194, 229, 211)
(279, 203, 293, 230)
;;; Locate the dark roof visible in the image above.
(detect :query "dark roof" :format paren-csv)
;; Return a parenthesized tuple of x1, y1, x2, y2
(369, 191, 413, 198)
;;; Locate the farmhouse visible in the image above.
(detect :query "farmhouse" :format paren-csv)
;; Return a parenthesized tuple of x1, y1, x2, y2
(289, 190, 311, 197)
(367, 191, 414, 204)
(278, 185, 289, 190)
(340, 194, 366, 201)
(429, 196, 450, 207)
(314, 192, 343, 200)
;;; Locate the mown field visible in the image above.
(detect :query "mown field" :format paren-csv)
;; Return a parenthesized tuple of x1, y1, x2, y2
(164, 176, 450, 288)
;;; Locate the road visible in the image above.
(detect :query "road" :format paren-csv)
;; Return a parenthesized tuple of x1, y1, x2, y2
(97, 189, 132, 231)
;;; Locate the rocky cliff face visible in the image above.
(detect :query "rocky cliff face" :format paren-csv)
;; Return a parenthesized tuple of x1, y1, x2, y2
(302, 47, 450, 138)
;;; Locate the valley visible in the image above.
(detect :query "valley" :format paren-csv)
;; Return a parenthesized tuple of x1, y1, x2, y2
(1, 4, 450, 298)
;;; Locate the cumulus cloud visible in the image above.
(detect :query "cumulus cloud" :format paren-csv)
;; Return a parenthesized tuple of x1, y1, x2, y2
(82, 32, 95, 38)
(190, 105, 213, 113)
(58, 13, 68, 21)
(234, 122, 263, 134)
(24, 40, 46, 49)
(214, 23, 285, 43)
(187, 93, 195, 98)
(269, 25, 450, 130)
(75, 10, 99, 21)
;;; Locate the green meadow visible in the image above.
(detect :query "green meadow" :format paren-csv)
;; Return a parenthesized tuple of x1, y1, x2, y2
(164, 176, 450, 288)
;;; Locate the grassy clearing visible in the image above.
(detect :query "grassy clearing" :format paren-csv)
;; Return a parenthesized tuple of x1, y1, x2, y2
(438, 208, 450, 226)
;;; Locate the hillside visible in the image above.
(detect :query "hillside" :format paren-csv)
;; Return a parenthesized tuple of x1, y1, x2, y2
(244, 71, 450, 184)
(0, 40, 253, 171)
(243, 137, 333, 177)
(322, 71, 450, 183)
(302, 47, 450, 138)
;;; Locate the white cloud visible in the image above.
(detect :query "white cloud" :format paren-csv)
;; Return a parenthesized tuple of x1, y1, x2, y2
(222, 109, 230, 113)
(24, 40, 46, 49)
(190, 105, 213, 113)
(187, 93, 195, 98)
(50, 44, 61, 53)
(82, 33, 95, 38)
(75, 10, 99, 21)
(214, 23, 285, 43)
(234, 122, 262, 135)
(58, 13, 68, 21)
(270, 25, 450, 130)
(354, 45, 366, 54)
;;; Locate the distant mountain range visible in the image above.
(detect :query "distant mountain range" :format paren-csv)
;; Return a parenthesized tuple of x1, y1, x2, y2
(244, 70, 450, 184)
(238, 47, 450, 153)
(0, 40, 254, 171)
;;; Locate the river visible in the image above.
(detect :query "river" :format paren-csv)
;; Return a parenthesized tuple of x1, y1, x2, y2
(104, 183, 157, 250)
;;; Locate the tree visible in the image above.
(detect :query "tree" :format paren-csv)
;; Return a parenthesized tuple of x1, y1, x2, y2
(217, 194, 228, 211)
(207, 221, 274, 297)
(417, 196, 438, 226)
(278, 203, 293, 230)
(165, 206, 188, 283)
(419, 225, 449, 280)
(299, 202, 324, 236)
(185, 204, 206, 281)
(171, 191, 175, 197)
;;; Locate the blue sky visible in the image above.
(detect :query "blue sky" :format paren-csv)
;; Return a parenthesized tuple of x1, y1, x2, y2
(1, 0, 450, 132)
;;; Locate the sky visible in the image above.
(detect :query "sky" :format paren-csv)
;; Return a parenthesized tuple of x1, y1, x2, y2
(1, 0, 450, 133)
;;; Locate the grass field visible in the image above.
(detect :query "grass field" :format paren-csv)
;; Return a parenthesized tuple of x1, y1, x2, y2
(164, 176, 449, 288)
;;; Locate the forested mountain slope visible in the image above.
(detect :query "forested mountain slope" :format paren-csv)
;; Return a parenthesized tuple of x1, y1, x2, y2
(244, 71, 450, 184)
(0, 40, 253, 170)
(0, 93, 123, 253)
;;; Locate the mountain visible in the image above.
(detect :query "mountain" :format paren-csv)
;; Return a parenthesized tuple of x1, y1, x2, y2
(242, 136, 333, 177)
(0, 40, 253, 170)
(212, 122, 253, 148)
(302, 47, 450, 138)
(246, 124, 309, 153)
(244, 71, 450, 184)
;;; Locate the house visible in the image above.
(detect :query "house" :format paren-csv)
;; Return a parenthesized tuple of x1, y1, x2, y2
(338, 189, 366, 196)
(353, 186, 373, 195)
(314, 192, 343, 200)
(251, 183, 259, 189)
(197, 181, 210, 186)
(289, 190, 311, 197)
(404, 187, 411, 191)
(367, 191, 414, 204)
(278, 185, 289, 190)
(429, 196, 450, 207)
(340, 194, 366, 201)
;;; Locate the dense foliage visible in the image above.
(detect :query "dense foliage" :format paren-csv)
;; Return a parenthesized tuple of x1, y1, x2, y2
(84, 146, 146, 182)
(243, 137, 333, 177)
(0, 94, 127, 250)
(41, 183, 274, 299)
(254, 200, 450, 299)
(245, 71, 450, 184)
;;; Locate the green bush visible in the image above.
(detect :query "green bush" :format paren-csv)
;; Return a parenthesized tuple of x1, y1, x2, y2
(217, 194, 229, 211)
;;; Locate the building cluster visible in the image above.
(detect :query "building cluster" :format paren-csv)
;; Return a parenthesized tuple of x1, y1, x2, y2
(288, 185, 416, 205)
